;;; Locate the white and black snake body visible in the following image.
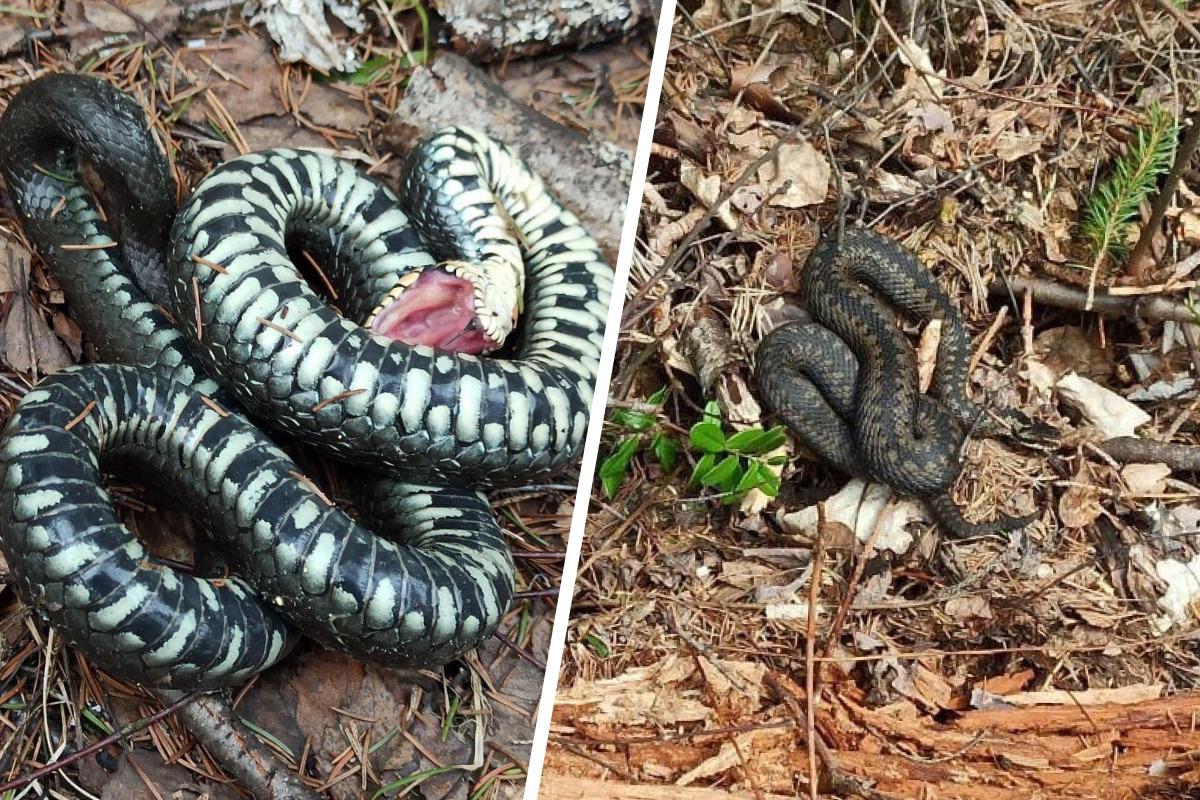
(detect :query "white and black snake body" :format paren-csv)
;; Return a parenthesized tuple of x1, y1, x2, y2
(0, 74, 611, 687)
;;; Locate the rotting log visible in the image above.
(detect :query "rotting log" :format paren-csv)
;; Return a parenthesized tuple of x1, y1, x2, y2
(539, 775, 794, 799)
(391, 53, 632, 256)
(433, 0, 657, 62)
(545, 691, 1200, 799)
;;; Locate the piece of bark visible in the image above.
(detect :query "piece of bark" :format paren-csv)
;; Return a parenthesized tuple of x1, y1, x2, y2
(538, 776, 795, 800)
(680, 309, 761, 426)
(157, 690, 320, 800)
(390, 53, 631, 254)
(434, 0, 656, 62)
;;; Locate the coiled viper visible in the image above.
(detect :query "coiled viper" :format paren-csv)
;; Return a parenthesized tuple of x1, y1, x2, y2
(755, 228, 1033, 537)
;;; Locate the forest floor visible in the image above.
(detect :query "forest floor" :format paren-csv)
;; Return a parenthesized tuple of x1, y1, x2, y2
(548, 2, 1200, 799)
(0, 2, 650, 800)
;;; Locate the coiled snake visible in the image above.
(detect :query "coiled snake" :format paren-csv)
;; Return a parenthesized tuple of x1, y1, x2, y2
(0, 74, 610, 687)
(755, 229, 1034, 537)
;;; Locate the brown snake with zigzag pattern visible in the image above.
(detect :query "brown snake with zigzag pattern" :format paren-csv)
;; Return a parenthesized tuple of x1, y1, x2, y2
(754, 228, 1037, 537)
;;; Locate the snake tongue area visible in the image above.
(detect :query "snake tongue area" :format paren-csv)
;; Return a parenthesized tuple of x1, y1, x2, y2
(369, 269, 497, 354)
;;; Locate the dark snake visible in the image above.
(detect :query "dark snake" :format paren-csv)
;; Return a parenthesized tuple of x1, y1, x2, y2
(0, 74, 610, 687)
(755, 228, 1034, 537)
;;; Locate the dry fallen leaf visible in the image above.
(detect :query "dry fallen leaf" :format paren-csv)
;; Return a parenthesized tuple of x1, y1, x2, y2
(3, 296, 73, 377)
(945, 595, 994, 620)
(993, 130, 1044, 161)
(245, 0, 364, 73)
(698, 658, 767, 719)
(1058, 483, 1104, 529)
(893, 663, 955, 712)
(1178, 209, 1200, 245)
(83, 0, 169, 33)
(778, 479, 925, 554)
(680, 160, 737, 228)
(759, 141, 830, 209)
(1155, 554, 1200, 627)
(1121, 463, 1171, 495)
(1056, 371, 1150, 438)
(0, 242, 31, 296)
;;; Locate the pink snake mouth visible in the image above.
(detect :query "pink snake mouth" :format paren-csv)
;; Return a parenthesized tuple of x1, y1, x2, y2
(367, 270, 498, 355)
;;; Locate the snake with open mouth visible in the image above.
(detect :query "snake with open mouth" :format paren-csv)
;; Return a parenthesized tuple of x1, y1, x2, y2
(755, 228, 1036, 538)
(0, 73, 611, 688)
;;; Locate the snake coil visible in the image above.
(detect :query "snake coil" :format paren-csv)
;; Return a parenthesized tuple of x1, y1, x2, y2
(0, 73, 611, 687)
(755, 228, 1034, 538)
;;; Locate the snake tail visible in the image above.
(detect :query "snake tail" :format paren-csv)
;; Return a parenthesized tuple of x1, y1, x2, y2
(929, 493, 1038, 539)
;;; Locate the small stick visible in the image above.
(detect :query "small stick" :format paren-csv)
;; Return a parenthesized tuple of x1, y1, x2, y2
(60, 241, 117, 251)
(300, 250, 339, 300)
(256, 317, 301, 343)
(192, 277, 203, 342)
(990, 277, 1200, 324)
(805, 505, 826, 800)
(288, 470, 334, 506)
(158, 689, 320, 800)
(969, 306, 1009, 377)
(491, 629, 546, 670)
(199, 396, 229, 417)
(311, 388, 366, 413)
(64, 400, 96, 431)
(0, 692, 201, 795)
(1128, 106, 1200, 278)
(192, 253, 228, 274)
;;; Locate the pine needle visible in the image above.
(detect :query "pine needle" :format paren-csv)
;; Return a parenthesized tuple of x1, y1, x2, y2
(1081, 104, 1178, 307)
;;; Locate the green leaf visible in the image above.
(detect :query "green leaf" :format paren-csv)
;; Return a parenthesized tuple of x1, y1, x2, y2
(689, 420, 726, 453)
(735, 461, 765, 494)
(755, 465, 782, 497)
(342, 56, 391, 85)
(599, 436, 640, 499)
(725, 425, 788, 455)
(651, 433, 679, 472)
(703, 400, 722, 422)
(689, 452, 717, 486)
(583, 633, 610, 657)
(647, 386, 670, 406)
(700, 454, 742, 489)
(611, 407, 657, 432)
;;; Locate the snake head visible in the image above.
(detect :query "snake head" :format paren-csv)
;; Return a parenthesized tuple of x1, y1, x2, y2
(365, 259, 523, 355)
(994, 408, 1058, 448)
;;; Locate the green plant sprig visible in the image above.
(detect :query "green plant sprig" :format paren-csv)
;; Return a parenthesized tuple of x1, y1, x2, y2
(599, 392, 786, 505)
(1081, 103, 1178, 263)
(686, 401, 786, 505)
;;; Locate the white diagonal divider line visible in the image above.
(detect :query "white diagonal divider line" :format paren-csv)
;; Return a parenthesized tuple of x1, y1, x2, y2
(521, 2, 680, 796)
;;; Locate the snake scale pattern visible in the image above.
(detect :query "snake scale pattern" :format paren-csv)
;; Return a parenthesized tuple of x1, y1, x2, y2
(0, 73, 610, 687)
(755, 228, 1033, 537)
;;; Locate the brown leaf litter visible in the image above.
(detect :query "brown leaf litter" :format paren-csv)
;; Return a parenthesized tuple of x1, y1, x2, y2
(0, 3, 650, 799)
(554, 2, 1200, 798)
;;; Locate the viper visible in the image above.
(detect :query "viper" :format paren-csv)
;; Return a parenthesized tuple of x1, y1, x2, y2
(755, 228, 1035, 537)
(0, 73, 611, 687)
